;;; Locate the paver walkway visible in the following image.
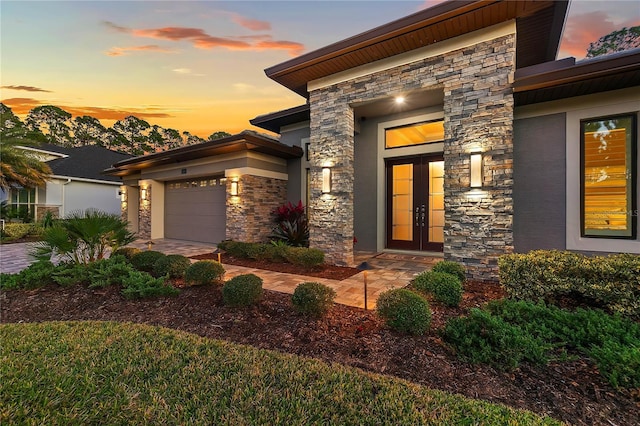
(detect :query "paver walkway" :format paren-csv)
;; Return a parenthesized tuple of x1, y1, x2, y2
(1, 239, 442, 309)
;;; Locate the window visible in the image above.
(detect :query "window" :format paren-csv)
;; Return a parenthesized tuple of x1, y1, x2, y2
(581, 114, 637, 238)
(10, 187, 36, 221)
(385, 120, 444, 149)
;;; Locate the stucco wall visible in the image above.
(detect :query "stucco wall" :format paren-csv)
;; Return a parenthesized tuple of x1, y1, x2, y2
(62, 181, 121, 216)
(513, 113, 566, 252)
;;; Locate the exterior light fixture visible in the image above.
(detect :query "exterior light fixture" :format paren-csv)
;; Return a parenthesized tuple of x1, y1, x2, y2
(322, 167, 331, 193)
(119, 189, 126, 202)
(141, 188, 148, 201)
(394, 96, 405, 104)
(470, 152, 482, 188)
(230, 180, 239, 196)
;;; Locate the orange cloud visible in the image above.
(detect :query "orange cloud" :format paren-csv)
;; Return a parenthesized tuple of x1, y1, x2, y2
(1, 85, 52, 93)
(105, 44, 176, 57)
(559, 11, 640, 58)
(230, 14, 271, 31)
(107, 21, 304, 57)
(1, 97, 172, 120)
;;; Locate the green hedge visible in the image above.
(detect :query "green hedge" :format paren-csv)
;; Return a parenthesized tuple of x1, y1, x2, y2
(413, 270, 463, 307)
(2, 223, 35, 240)
(218, 241, 325, 269)
(498, 250, 640, 317)
(223, 274, 263, 307)
(184, 260, 225, 286)
(376, 289, 431, 335)
(291, 282, 337, 317)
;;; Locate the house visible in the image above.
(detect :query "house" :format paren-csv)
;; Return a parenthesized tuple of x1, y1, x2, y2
(107, 0, 639, 280)
(5, 144, 132, 220)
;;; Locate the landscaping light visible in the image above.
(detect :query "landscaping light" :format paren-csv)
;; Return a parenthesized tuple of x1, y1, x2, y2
(394, 96, 405, 104)
(322, 167, 331, 193)
(230, 180, 239, 196)
(470, 152, 482, 188)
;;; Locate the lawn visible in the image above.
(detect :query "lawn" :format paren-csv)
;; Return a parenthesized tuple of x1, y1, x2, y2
(0, 321, 561, 425)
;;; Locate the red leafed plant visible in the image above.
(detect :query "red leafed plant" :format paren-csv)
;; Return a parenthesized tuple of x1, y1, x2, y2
(270, 201, 309, 247)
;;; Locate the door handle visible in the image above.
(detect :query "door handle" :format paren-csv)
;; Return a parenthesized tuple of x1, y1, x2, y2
(415, 206, 419, 225)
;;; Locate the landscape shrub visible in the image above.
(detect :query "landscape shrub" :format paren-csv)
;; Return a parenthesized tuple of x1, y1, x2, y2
(284, 247, 325, 269)
(413, 271, 463, 307)
(3, 223, 33, 240)
(498, 250, 640, 316)
(443, 309, 549, 370)
(245, 243, 271, 261)
(270, 200, 309, 247)
(130, 250, 166, 273)
(111, 247, 141, 260)
(291, 282, 337, 317)
(32, 209, 136, 264)
(432, 260, 466, 282)
(376, 289, 431, 335)
(218, 240, 251, 258)
(184, 260, 225, 286)
(0, 261, 57, 290)
(264, 241, 288, 262)
(222, 274, 263, 307)
(154, 254, 191, 279)
(85, 256, 136, 288)
(444, 299, 640, 388)
(120, 270, 179, 299)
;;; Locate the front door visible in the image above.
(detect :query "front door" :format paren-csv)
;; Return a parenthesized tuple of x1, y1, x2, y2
(386, 155, 444, 251)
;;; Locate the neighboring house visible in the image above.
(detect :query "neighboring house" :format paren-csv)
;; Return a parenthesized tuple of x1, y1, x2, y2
(6, 144, 132, 220)
(107, 0, 639, 280)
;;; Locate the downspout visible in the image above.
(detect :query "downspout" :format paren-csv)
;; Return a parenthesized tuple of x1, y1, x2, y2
(61, 178, 72, 217)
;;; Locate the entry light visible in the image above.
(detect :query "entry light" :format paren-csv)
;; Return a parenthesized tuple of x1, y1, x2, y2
(141, 188, 148, 201)
(230, 180, 239, 196)
(470, 152, 482, 188)
(322, 167, 331, 193)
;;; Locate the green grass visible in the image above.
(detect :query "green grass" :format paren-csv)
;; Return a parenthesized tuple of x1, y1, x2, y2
(1, 321, 561, 425)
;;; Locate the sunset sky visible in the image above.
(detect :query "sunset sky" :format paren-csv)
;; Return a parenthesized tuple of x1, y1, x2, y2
(2, 1, 639, 137)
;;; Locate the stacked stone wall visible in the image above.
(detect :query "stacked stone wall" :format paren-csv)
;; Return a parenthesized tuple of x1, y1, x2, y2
(309, 34, 516, 279)
(138, 185, 151, 240)
(226, 174, 287, 243)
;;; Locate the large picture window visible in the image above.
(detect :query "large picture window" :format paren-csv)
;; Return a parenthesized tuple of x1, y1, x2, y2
(581, 114, 636, 238)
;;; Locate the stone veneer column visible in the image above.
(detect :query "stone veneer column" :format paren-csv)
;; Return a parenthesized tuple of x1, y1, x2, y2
(307, 33, 515, 279)
(137, 183, 151, 240)
(226, 174, 287, 243)
(308, 99, 355, 266)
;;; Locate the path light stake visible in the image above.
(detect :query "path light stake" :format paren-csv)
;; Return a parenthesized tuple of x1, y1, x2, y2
(213, 248, 222, 263)
(146, 240, 154, 251)
(357, 262, 375, 311)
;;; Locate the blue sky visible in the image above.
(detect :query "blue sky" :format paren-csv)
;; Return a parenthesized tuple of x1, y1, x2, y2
(1, 1, 638, 136)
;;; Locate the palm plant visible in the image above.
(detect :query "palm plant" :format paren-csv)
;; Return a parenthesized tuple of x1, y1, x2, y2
(32, 209, 136, 264)
(0, 128, 52, 192)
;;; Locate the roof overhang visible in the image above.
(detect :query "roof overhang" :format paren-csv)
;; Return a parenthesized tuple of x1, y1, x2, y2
(266, 0, 569, 97)
(104, 131, 303, 178)
(250, 104, 311, 133)
(514, 49, 640, 106)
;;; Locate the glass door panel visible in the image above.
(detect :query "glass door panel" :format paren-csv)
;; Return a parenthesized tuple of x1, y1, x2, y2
(428, 161, 445, 243)
(391, 164, 413, 241)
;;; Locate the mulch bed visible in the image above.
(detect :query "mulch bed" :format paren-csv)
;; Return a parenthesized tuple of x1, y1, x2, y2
(1, 271, 638, 425)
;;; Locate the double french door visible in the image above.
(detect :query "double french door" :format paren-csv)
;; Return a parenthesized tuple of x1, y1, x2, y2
(386, 155, 444, 252)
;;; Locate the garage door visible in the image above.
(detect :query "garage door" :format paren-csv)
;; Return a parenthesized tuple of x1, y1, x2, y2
(165, 177, 226, 244)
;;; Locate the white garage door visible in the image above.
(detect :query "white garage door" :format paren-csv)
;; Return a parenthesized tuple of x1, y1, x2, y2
(164, 177, 226, 244)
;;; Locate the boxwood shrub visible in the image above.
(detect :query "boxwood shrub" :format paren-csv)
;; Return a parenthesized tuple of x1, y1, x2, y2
(223, 273, 263, 307)
(413, 270, 463, 307)
(2, 223, 34, 240)
(498, 250, 640, 317)
(111, 247, 141, 260)
(184, 260, 225, 286)
(154, 254, 191, 279)
(376, 289, 431, 335)
(130, 250, 166, 273)
(291, 282, 337, 317)
(284, 247, 325, 269)
(432, 260, 466, 282)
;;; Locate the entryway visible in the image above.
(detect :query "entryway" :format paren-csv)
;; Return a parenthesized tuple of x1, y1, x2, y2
(386, 154, 444, 252)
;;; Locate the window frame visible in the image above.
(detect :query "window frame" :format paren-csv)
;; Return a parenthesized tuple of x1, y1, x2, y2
(580, 112, 637, 239)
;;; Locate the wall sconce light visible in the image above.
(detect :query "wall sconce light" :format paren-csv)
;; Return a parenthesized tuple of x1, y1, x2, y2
(230, 180, 239, 196)
(119, 190, 126, 202)
(470, 152, 483, 188)
(141, 188, 148, 201)
(322, 167, 331, 193)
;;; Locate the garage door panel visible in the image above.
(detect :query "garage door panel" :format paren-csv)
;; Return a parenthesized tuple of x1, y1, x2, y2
(164, 178, 226, 244)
